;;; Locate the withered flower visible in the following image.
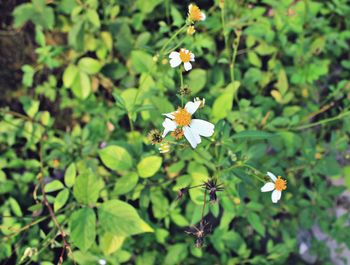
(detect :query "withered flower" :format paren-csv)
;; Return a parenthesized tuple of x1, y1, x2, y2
(203, 179, 224, 203)
(185, 219, 211, 248)
(148, 129, 163, 145)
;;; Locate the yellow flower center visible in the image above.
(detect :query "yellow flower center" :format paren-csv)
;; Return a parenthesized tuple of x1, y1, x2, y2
(275, 176, 287, 191)
(188, 4, 203, 21)
(179, 49, 191, 63)
(173, 108, 191, 126)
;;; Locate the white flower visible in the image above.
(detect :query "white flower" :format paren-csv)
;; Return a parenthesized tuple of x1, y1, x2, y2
(188, 4, 206, 22)
(169, 48, 195, 71)
(162, 99, 214, 148)
(98, 259, 107, 265)
(194, 97, 205, 108)
(261, 172, 287, 203)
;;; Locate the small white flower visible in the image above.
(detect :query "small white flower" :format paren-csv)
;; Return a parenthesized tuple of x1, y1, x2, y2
(162, 99, 214, 149)
(261, 172, 287, 203)
(169, 48, 195, 71)
(98, 259, 107, 265)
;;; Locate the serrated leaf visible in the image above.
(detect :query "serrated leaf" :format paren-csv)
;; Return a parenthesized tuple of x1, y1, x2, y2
(113, 172, 139, 195)
(100, 234, 125, 255)
(73, 170, 101, 205)
(69, 207, 96, 252)
(247, 212, 265, 236)
(44, 180, 64, 193)
(98, 200, 153, 237)
(232, 130, 274, 140)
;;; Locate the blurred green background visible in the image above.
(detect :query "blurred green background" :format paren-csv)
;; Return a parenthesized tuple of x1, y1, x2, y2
(1, 0, 350, 264)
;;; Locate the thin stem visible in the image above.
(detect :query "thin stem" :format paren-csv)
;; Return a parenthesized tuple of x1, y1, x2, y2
(293, 109, 350, 131)
(179, 68, 184, 107)
(159, 24, 188, 57)
(201, 189, 208, 221)
(231, 30, 241, 84)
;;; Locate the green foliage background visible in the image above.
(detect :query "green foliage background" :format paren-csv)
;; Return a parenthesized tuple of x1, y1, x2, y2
(1, 0, 350, 264)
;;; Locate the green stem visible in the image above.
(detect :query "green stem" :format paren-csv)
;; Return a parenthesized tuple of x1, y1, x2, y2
(159, 24, 188, 57)
(294, 109, 350, 130)
(231, 30, 241, 84)
(201, 189, 207, 221)
(179, 68, 184, 106)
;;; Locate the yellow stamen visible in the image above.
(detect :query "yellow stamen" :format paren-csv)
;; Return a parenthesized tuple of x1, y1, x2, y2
(188, 4, 203, 22)
(275, 176, 287, 191)
(179, 49, 191, 63)
(173, 108, 191, 126)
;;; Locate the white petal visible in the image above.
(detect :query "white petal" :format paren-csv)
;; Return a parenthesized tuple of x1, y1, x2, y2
(189, 119, 214, 137)
(169, 51, 180, 59)
(190, 53, 195, 62)
(183, 62, 192, 71)
(183, 126, 201, 149)
(271, 190, 282, 203)
(267, 171, 277, 182)
(170, 57, 181, 68)
(163, 112, 175, 119)
(162, 118, 177, 137)
(260, 182, 275, 192)
(201, 12, 206, 21)
(185, 100, 201, 115)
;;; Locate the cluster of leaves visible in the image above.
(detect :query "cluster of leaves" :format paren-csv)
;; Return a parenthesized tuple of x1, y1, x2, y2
(1, 0, 350, 264)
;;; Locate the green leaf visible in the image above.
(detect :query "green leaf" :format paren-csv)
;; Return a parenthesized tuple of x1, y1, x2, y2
(69, 207, 96, 252)
(248, 51, 262, 68)
(63, 64, 79, 88)
(276, 69, 288, 95)
(98, 145, 133, 172)
(44, 180, 64, 193)
(22, 65, 35, 87)
(211, 81, 240, 122)
(73, 170, 101, 205)
(54, 188, 69, 212)
(78, 57, 102, 74)
(71, 71, 91, 99)
(98, 200, 153, 237)
(100, 233, 125, 255)
(164, 243, 188, 265)
(137, 156, 162, 178)
(187, 69, 207, 94)
(130, 50, 153, 74)
(247, 212, 265, 236)
(9, 198, 23, 217)
(232, 130, 274, 140)
(64, 163, 76, 188)
(113, 172, 139, 195)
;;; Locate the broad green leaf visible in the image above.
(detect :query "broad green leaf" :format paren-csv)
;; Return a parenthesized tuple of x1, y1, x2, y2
(73, 170, 101, 205)
(248, 51, 262, 68)
(211, 81, 240, 122)
(130, 50, 153, 74)
(164, 243, 188, 265)
(247, 212, 265, 236)
(137, 156, 162, 178)
(188, 162, 209, 205)
(187, 69, 207, 94)
(71, 71, 91, 99)
(44, 180, 64, 193)
(98, 200, 153, 237)
(64, 163, 76, 188)
(99, 145, 133, 172)
(69, 207, 96, 252)
(78, 57, 102, 74)
(100, 233, 125, 255)
(232, 130, 274, 140)
(63, 64, 79, 87)
(54, 188, 69, 212)
(113, 172, 139, 195)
